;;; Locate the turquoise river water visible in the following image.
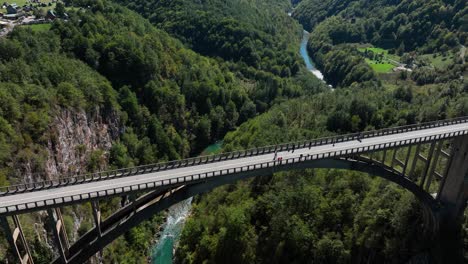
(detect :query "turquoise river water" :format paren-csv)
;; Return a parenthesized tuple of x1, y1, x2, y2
(300, 30, 324, 80)
(150, 142, 223, 263)
(150, 25, 325, 264)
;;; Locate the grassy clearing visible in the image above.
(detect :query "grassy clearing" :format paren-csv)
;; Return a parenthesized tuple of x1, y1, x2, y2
(358, 46, 400, 73)
(1, 0, 28, 13)
(364, 58, 394, 73)
(6, 0, 30, 7)
(420, 53, 454, 69)
(23, 23, 51, 32)
(361, 47, 400, 61)
(1, 0, 56, 13)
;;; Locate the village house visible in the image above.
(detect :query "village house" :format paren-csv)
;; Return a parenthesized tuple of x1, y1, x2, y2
(6, 3, 18, 14)
(46, 9, 55, 19)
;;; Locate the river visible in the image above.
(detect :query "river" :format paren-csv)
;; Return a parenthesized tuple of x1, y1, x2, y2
(150, 198, 193, 263)
(150, 142, 223, 263)
(300, 30, 325, 81)
(150, 14, 327, 264)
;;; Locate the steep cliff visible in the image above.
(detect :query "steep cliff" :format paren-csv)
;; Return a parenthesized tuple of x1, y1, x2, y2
(45, 107, 120, 180)
(13, 107, 120, 184)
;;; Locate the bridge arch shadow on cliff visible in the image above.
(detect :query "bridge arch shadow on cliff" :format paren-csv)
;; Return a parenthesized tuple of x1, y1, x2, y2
(62, 157, 440, 264)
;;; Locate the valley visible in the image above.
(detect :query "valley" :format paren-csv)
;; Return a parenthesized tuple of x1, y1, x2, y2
(0, 0, 466, 263)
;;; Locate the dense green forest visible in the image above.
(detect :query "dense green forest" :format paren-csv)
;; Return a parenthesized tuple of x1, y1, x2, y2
(171, 0, 468, 263)
(175, 83, 468, 264)
(114, 0, 304, 78)
(294, 0, 466, 51)
(0, 0, 466, 262)
(0, 0, 322, 262)
(292, 0, 467, 87)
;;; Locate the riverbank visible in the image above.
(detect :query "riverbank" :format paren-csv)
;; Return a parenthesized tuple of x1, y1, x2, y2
(150, 12, 328, 264)
(150, 142, 224, 263)
(300, 30, 325, 81)
(150, 198, 193, 263)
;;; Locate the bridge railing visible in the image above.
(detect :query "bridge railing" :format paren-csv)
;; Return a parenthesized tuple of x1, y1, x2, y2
(0, 116, 467, 196)
(2, 129, 468, 215)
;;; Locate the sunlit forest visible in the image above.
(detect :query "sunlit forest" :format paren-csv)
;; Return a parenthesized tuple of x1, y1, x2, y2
(0, 0, 466, 262)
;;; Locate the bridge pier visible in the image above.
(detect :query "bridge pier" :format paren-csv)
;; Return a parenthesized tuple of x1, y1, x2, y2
(0, 215, 34, 264)
(47, 208, 70, 264)
(91, 201, 102, 238)
(435, 135, 468, 264)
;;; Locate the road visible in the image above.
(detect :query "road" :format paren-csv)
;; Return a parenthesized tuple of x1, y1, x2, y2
(0, 16, 47, 38)
(0, 21, 14, 37)
(0, 122, 467, 213)
(460, 45, 466, 65)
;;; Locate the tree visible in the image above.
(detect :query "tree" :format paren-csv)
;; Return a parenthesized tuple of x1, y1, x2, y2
(240, 100, 256, 123)
(147, 117, 178, 160)
(55, 2, 66, 17)
(326, 110, 351, 132)
(110, 143, 132, 168)
(225, 100, 239, 130)
(394, 86, 413, 103)
(57, 82, 85, 108)
(195, 116, 211, 151)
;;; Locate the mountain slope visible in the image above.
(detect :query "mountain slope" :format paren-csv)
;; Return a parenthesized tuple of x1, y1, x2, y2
(0, 0, 322, 261)
(114, 0, 303, 77)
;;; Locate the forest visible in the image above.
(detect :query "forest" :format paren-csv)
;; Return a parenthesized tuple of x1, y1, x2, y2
(0, 0, 466, 262)
(114, 0, 302, 78)
(293, 0, 467, 87)
(172, 0, 468, 263)
(0, 0, 322, 262)
(175, 83, 468, 264)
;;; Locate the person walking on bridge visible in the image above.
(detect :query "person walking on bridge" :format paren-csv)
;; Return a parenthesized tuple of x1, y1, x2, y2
(357, 133, 362, 142)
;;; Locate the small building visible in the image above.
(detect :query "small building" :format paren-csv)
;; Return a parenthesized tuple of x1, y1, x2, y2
(393, 66, 413, 72)
(46, 9, 56, 20)
(23, 5, 33, 12)
(6, 3, 18, 14)
(3, 13, 18, 20)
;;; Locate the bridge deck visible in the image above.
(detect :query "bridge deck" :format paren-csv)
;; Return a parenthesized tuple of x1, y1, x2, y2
(0, 122, 467, 215)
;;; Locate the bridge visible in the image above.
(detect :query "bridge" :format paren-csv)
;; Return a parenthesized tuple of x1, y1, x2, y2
(0, 117, 467, 263)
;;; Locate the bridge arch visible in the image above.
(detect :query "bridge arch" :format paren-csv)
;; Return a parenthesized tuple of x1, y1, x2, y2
(61, 157, 439, 264)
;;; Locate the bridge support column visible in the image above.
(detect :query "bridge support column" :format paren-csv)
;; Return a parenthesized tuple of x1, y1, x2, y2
(0, 215, 34, 264)
(47, 208, 70, 264)
(91, 201, 102, 238)
(436, 135, 468, 264)
(91, 201, 104, 264)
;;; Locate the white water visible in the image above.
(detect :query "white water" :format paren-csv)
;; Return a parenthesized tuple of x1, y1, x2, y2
(150, 12, 332, 264)
(300, 30, 325, 80)
(151, 197, 193, 263)
(288, 10, 325, 81)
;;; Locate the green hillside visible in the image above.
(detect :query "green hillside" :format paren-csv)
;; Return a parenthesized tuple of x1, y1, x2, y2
(0, 0, 466, 263)
(292, 0, 467, 87)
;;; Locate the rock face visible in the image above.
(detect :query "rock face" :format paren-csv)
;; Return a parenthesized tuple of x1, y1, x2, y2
(44, 107, 120, 180)
(14, 107, 120, 183)
(9, 107, 121, 255)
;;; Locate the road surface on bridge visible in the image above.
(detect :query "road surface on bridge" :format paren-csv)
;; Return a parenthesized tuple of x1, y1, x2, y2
(0, 122, 467, 214)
